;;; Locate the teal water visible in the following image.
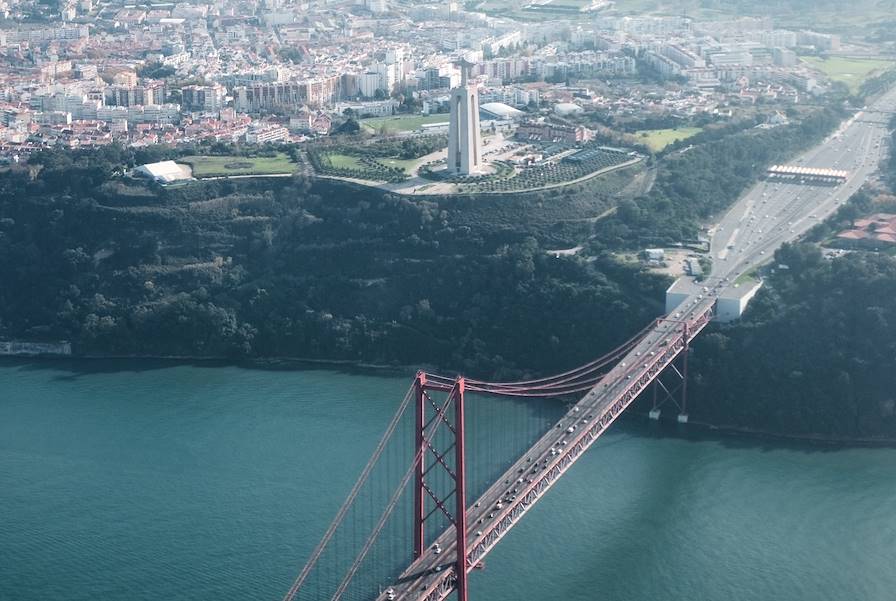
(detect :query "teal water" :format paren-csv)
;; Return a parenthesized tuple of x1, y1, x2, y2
(1, 359, 895, 601)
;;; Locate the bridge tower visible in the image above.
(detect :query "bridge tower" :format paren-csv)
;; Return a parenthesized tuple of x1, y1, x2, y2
(414, 372, 469, 601)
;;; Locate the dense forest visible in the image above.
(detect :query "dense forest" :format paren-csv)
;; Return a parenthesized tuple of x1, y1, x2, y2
(686, 243, 896, 439)
(682, 129, 896, 439)
(0, 145, 663, 377)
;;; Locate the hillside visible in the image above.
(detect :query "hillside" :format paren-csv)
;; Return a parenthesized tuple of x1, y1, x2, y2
(0, 146, 663, 377)
(687, 243, 896, 439)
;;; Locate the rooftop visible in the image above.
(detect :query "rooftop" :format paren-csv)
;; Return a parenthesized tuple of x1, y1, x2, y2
(837, 213, 896, 245)
(134, 160, 192, 183)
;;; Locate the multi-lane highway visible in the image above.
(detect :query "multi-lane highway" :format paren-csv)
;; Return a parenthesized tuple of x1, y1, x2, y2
(376, 86, 896, 601)
(711, 88, 896, 284)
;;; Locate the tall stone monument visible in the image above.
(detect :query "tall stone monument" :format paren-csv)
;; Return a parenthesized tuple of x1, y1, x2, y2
(446, 58, 482, 175)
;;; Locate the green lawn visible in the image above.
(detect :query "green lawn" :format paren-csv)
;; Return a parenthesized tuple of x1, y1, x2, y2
(633, 127, 703, 152)
(803, 57, 895, 93)
(180, 154, 295, 177)
(323, 153, 367, 170)
(321, 153, 417, 173)
(377, 157, 420, 171)
(734, 269, 759, 287)
(361, 114, 450, 133)
(479, 0, 894, 28)
(612, 0, 894, 29)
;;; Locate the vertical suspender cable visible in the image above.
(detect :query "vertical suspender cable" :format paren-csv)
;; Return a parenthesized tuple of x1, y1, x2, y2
(282, 385, 414, 601)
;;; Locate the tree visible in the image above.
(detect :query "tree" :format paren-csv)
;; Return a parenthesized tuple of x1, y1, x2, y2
(333, 118, 361, 135)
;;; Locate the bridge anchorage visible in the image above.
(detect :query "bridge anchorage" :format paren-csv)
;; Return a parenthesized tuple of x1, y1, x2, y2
(284, 302, 715, 601)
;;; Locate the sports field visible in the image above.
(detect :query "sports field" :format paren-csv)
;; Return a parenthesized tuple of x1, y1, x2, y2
(803, 57, 894, 93)
(361, 114, 450, 133)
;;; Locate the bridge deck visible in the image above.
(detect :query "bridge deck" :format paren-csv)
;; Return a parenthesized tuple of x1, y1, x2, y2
(378, 299, 715, 601)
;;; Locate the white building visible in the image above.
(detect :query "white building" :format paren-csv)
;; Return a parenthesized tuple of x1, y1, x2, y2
(359, 71, 381, 98)
(715, 280, 763, 322)
(479, 101, 524, 120)
(135, 160, 193, 184)
(335, 99, 399, 117)
(553, 102, 583, 116)
(245, 124, 290, 144)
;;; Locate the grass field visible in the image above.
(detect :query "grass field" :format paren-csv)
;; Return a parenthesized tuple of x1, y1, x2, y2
(321, 153, 418, 173)
(377, 157, 420, 171)
(479, 0, 895, 30)
(633, 127, 703, 152)
(361, 114, 450, 133)
(734, 269, 759, 287)
(323, 153, 367, 170)
(180, 154, 295, 177)
(803, 57, 895, 93)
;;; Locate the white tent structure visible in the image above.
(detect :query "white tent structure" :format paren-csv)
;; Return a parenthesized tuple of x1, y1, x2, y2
(134, 160, 193, 184)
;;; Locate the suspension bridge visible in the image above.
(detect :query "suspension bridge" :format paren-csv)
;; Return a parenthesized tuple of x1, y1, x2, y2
(282, 297, 714, 601)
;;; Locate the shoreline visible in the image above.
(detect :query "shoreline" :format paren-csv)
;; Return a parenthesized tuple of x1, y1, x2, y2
(630, 411, 896, 448)
(4, 352, 894, 448)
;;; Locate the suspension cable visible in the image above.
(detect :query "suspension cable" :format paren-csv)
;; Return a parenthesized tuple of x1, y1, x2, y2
(425, 320, 654, 394)
(330, 384, 459, 601)
(282, 384, 415, 601)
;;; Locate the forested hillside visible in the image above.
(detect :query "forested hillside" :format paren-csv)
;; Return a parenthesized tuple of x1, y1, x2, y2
(591, 108, 844, 247)
(2, 102, 887, 439)
(687, 243, 896, 439)
(0, 145, 662, 377)
(684, 133, 896, 439)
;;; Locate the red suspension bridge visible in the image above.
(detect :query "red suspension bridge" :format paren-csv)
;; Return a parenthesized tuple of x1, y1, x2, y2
(283, 298, 715, 601)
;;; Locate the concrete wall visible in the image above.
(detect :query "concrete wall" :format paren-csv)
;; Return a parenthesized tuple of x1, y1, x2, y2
(715, 280, 763, 322)
(665, 290, 690, 314)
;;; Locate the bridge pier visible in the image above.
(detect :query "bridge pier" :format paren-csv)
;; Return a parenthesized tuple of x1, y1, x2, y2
(647, 321, 693, 425)
(649, 382, 661, 420)
(677, 327, 689, 425)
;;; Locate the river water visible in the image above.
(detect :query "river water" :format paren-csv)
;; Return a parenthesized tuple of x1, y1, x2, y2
(1, 359, 894, 601)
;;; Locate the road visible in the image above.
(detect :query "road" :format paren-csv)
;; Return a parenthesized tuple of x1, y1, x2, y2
(710, 89, 896, 284)
(375, 86, 896, 601)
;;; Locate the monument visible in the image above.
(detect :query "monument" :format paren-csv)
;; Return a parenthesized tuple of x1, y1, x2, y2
(446, 58, 482, 175)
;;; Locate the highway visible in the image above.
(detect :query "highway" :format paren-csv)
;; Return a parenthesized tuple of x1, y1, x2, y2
(374, 86, 896, 601)
(711, 89, 896, 283)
